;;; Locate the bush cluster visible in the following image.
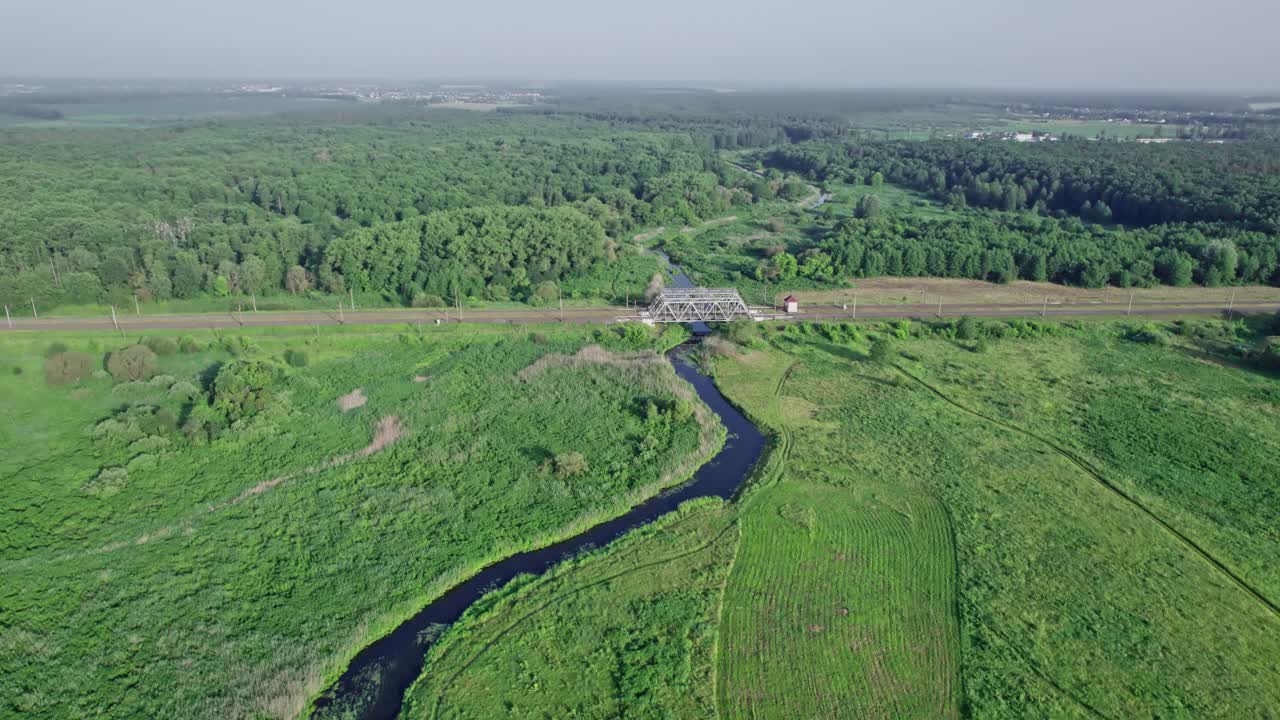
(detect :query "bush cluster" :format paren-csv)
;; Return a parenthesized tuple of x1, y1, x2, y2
(107, 345, 158, 382)
(44, 351, 95, 386)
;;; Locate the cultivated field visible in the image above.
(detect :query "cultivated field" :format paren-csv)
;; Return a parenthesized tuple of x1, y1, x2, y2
(717, 481, 960, 719)
(713, 316, 1280, 717)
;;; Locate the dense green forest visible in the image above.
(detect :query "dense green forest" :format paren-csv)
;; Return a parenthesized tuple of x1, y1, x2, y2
(5, 99, 1280, 314)
(757, 139, 1280, 287)
(0, 112, 772, 311)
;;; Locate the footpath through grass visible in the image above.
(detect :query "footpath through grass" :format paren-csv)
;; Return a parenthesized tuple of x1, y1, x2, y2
(0, 322, 718, 719)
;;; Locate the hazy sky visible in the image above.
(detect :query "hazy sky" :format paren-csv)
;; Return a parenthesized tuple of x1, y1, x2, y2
(4, 0, 1278, 91)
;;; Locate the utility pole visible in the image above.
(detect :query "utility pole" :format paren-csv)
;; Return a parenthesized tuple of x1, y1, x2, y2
(455, 294, 462, 322)
(30, 298, 37, 318)
(236, 302, 244, 327)
(133, 295, 141, 316)
(1227, 288, 1236, 320)
(110, 305, 120, 333)
(937, 296, 942, 318)
(1127, 292, 1134, 317)
(558, 285, 564, 322)
(349, 288, 355, 311)
(852, 293, 857, 320)
(5, 305, 11, 329)
(337, 302, 344, 324)
(251, 292, 257, 313)
(1042, 296, 1048, 318)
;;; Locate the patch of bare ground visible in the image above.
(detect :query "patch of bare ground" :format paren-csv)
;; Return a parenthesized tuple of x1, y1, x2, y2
(518, 345, 664, 381)
(682, 215, 738, 232)
(337, 387, 367, 412)
(226, 416, 402, 506)
(632, 227, 666, 244)
(413, 375, 430, 383)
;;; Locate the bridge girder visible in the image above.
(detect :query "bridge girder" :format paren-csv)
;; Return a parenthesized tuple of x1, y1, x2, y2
(645, 288, 752, 323)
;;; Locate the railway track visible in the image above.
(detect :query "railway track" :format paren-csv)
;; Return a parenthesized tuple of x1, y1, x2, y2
(2, 300, 1276, 332)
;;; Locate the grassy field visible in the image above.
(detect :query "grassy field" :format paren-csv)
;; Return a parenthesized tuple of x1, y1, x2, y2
(712, 318, 1280, 718)
(717, 480, 960, 719)
(401, 498, 738, 720)
(0, 322, 721, 719)
(788, 276, 1280, 308)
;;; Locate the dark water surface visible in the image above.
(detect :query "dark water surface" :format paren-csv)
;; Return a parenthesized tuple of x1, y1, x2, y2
(311, 346, 766, 719)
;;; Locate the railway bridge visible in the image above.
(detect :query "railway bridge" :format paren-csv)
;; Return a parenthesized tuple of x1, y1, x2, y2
(643, 288, 755, 323)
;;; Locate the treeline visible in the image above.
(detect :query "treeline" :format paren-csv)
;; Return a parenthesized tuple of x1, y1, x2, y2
(323, 205, 608, 305)
(811, 214, 1279, 288)
(763, 140, 1280, 232)
(0, 114, 765, 309)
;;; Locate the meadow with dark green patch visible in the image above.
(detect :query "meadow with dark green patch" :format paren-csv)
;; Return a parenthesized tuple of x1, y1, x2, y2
(0, 322, 720, 719)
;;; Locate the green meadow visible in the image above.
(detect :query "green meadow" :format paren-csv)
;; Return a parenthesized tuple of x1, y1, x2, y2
(395, 315, 1280, 719)
(0, 322, 718, 719)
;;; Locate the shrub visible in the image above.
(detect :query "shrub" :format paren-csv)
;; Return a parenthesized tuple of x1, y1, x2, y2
(168, 380, 201, 401)
(44, 342, 69, 358)
(84, 467, 128, 497)
(726, 318, 758, 346)
(1252, 338, 1280, 371)
(1124, 323, 1170, 346)
(143, 336, 178, 356)
(212, 359, 286, 422)
(607, 322, 651, 351)
(44, 351, 95, 386)
(554, 451, 589, 479)
(868, 337, 896, 364)
(529, 332, 549, 345)
(283, 349, 309, 368)
(701, 336, 738, 359)
(412, 293, 446, 308)
(178, 336, 203, 354)
(107, 345, 158, 382)
(530, 282, 559, 306)
(956, 316, 979, 341)
(11, 366, 22, 375)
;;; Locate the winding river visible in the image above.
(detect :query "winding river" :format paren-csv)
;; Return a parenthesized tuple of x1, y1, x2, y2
(311, 340, 767, 719)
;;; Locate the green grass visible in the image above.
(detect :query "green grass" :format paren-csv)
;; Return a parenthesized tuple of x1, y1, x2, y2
(401, 498, 738, 720)
(0, 323, 722, 719)
(717, 480, 961, 719)
(712, 319, 1280, 718)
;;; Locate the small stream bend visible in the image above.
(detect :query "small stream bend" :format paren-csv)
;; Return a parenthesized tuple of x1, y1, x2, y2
(311, 344, 766, 720)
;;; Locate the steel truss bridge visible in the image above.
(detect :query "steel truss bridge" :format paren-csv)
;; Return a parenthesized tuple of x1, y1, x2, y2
(644, 288, 754, 323)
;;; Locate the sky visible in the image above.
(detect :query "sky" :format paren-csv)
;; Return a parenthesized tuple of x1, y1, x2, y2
(3, 0, 1278, 91)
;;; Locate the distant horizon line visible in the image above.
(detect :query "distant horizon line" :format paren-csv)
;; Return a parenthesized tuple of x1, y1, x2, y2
(1, 75, 1278, 98)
